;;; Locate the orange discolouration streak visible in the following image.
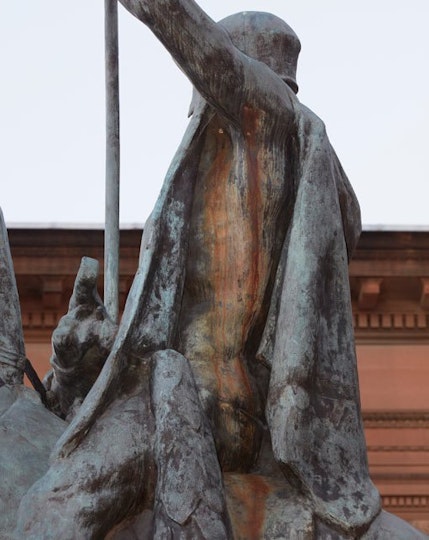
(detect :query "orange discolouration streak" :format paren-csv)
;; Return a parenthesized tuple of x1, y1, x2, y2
(241, 104, 265, 346)
(202, 122, 251, 403)
(179, 105, 283, 468)
(198, 116, 261, 406)
(201, 106, 268, 405)
(225, 474, 272, 539)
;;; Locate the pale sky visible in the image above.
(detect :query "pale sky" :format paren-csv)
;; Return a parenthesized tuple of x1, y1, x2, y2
(1, 1, 428, 226)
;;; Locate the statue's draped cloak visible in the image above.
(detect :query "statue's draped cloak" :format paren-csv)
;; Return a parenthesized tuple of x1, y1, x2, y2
(54, 98, 381, 533)
(258, 103, 381, 532)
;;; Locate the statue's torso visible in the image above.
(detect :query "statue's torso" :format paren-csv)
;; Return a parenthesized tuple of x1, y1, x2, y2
(178, 108, 292, 471)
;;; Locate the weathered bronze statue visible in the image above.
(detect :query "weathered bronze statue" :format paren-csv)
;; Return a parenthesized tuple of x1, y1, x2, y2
(1, 2, 427, 538)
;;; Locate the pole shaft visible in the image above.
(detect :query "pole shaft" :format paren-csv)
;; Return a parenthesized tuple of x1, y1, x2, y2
(104, 0, 120, 323)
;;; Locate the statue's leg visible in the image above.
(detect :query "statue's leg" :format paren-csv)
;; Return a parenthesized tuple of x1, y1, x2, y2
(14, 365, 156, 540)
(149, 349, 232, 540)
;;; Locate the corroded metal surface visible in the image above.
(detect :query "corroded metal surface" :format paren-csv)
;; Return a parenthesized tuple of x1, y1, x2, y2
(178, 105, 289, 471)
(2, 2, 428, 539)
(224, 473, 314, 538)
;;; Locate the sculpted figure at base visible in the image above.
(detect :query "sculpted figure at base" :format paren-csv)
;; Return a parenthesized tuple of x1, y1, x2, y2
(1, 2, 427, 539)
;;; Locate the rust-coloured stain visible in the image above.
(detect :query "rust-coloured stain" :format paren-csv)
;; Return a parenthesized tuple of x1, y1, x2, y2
(180, 103, 287, 470)
(200, 107, 269, 467)
(225, 474, 272, 539)
(201, 108, 269, 382)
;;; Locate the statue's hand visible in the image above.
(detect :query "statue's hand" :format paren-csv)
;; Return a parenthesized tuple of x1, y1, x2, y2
(48, 257, 118, 420)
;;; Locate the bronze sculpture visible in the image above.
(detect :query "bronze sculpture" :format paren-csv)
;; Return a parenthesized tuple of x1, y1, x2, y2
(1, 2, 427, 538)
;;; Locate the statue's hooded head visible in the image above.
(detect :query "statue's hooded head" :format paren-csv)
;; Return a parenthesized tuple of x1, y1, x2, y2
(219, 11, 301, 94)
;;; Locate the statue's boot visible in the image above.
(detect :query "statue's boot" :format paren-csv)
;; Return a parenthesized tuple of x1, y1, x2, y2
(149, 350, 232, 539)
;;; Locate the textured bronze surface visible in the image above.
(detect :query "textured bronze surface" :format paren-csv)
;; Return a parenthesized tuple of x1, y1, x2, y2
(1, 2, 427, 539)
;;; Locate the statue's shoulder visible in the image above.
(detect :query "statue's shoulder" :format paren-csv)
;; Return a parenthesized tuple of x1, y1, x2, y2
(294, 101, 328, 140)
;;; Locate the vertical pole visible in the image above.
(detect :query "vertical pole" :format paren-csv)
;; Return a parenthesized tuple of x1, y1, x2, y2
(104, 0, 120, 323)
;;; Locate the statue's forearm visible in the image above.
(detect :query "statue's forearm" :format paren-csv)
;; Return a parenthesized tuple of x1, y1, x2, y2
(119, 0, 245, 122)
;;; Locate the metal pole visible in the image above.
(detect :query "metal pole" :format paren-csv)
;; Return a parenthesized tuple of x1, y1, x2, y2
(104, 0, 120, 323)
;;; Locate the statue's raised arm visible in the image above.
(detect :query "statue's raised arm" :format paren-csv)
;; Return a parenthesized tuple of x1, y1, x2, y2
(120, 0, 298, 123)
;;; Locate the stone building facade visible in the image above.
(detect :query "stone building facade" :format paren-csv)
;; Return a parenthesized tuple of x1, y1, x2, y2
(7, 226, 429, 532)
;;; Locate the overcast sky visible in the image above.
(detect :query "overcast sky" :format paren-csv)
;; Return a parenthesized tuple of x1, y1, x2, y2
(1, 1, 428, 226)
